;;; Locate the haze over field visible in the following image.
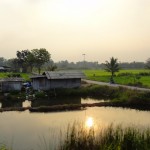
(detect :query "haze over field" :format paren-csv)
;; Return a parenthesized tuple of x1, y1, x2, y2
(0, 0, 150, 63)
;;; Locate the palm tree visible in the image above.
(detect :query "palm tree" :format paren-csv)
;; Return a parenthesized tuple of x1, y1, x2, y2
(145, 58, 150, 69)
(104, 57, 120, 83)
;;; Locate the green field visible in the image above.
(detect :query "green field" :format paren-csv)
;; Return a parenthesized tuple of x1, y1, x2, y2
(0, 72, 31, 81)
(84, 69, 150, 88)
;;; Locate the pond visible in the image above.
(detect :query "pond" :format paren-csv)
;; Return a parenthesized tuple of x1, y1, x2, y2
(0, 98, 150, 150)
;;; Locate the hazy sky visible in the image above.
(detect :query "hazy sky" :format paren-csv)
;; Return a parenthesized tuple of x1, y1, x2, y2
(0, 0, 150, 63)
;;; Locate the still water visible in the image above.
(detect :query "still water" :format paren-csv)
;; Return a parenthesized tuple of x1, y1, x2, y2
(0, 98, 150, 150)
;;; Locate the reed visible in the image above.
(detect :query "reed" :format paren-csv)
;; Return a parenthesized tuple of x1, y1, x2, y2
(58, 123, 150, 150)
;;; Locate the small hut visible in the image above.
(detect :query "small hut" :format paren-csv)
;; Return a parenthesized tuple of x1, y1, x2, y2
(0, 78, 24, 92)
(30, 71, 85, 90)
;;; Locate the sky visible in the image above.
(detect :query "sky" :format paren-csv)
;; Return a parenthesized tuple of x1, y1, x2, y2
(0, 0, 150, 63)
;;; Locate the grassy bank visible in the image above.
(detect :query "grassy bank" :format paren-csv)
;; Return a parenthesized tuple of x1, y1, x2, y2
(0, 84, 150, 112)
(58, 123, 150, 150)
(84, 69, 150, 88)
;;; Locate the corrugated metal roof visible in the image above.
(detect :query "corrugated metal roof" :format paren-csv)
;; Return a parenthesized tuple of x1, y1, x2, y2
(30, 75, 46, 79)
(43, 71, 86, 79)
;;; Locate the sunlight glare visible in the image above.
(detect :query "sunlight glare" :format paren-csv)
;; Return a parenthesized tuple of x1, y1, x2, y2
(86, 117, 94, 128)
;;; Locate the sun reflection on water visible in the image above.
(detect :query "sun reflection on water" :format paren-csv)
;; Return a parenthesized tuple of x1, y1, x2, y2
(85, 117, 94, 128)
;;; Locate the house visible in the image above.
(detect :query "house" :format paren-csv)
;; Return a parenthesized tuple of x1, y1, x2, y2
(0, 78, 24, 92)
(0, 66, 11, 72)
(30, 71, 85, 90)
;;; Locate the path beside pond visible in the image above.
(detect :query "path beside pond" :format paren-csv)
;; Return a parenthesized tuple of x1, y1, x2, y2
(83, 79, 150, 92)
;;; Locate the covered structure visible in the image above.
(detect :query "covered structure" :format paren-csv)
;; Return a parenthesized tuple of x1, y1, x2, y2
(0, 78, 24, 92)
(30, 71, 85, 90)
(0, 66, 11, 72)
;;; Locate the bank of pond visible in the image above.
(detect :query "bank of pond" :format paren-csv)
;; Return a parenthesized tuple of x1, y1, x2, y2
(0, 84, 150, 112)
(0, 84, 150, 149)
(0, 107, 150, 150)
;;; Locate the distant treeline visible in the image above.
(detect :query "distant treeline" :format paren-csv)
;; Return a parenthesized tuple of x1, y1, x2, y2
(0, 57, 147, 71)
(48, 60, 146, 70)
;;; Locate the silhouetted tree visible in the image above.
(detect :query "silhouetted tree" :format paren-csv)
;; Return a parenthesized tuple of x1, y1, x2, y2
(44, 60, 57, 71)
(31, 48, 50, 74)
(7, 58, 20, 72)
(104, 57, 120, 83)
(0, 57, 7, 66)
(145, 58, 150, 69)
(16, 50, 31, 72)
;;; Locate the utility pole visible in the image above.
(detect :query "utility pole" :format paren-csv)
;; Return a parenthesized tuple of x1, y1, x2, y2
(82, 54, 86, 69)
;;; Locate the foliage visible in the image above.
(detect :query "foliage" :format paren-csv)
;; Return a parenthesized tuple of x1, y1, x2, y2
(0, 72, 30, 81)
(34, 91, 48, 99)
(44, 60, 57, 71)
(7, 73, 21, 78)
(0, 57, 7, 66)
(0, 143, 11, 150)
(6, 58, 20, 72)
(84, 69, 150, 88)
(16, 49, 31, 72)
(104, 57, 120, 83)
(31, 48, 50, 74)
(58, 123, 150, 150)
(145, 58, 150, 69)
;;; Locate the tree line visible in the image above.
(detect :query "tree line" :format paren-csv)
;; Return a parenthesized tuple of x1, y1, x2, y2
(0, 49, 150, 74)
(0, 48, 50, 74)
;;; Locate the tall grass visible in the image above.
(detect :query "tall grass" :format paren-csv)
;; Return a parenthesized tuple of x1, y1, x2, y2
(0, 144, 11, 150)
(58, 123, 150, 150)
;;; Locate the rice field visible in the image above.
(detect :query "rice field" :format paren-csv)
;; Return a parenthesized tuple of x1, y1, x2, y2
(84, 69, 150, 88)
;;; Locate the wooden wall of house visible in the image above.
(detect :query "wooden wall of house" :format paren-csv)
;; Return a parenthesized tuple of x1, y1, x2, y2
(32, 78, 81, 90)
(32, 77, 48, 90)
(48, 78, 81, 89)
(1, 81, 22, 92)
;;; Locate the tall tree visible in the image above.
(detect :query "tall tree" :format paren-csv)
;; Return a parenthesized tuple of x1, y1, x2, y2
(0, 57, 7, 66)
(145, 58, 150, 69)
(16, 50, 31, 72)
(26, 52, 35, 73)
(7, 58, 20, 72)
(31, 48, 50, 74)
(44, 60, 57, 71)
(104, 57, 120, 83)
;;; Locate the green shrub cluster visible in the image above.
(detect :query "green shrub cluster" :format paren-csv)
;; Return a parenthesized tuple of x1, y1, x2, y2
(7, 73, 21, 78)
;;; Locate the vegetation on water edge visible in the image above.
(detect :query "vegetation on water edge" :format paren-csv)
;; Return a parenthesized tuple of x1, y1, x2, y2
(58, 123, 150, 150)
(0, 123, 150, 150)
(0, 84, 150, 111)
(84, 69, 150, 88)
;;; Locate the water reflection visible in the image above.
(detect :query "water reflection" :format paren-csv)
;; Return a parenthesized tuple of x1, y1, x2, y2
(0, 107, 150, 150)
(31, 97, 81, 107)
(81, 98, 109, 104)
(0, 97, 109, 110)
(85, 117, 94, 128)
(22, 100, 31, 107)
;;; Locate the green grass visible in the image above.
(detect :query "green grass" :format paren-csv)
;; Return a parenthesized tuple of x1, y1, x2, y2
(58, 123, 150, 150)
(84, 69, 150, 88)
(0, 72, 31, 81)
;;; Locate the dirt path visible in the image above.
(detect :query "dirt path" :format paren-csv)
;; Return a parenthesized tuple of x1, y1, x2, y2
(83, 79, 150, 92)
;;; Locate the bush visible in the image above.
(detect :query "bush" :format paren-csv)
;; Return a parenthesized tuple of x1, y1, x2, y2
(138, 72, 150, 76)
(35, 91, 48, 99)
(7, 73, 21, 78)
